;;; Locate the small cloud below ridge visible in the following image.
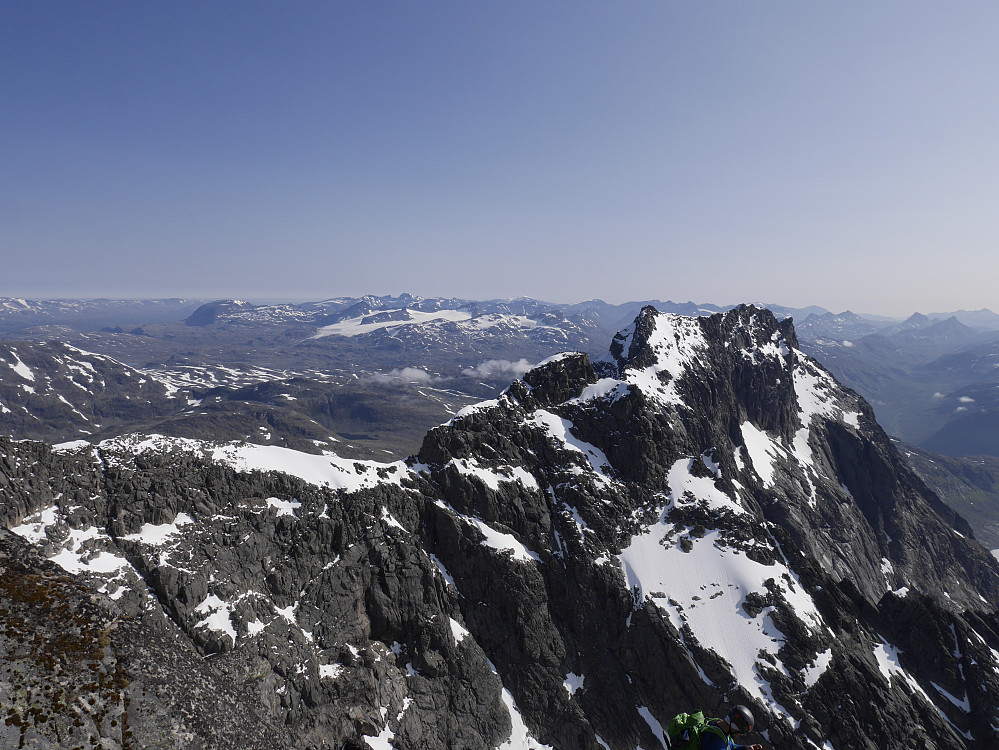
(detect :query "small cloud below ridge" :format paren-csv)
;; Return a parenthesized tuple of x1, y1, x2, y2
(462, 359, 534, 379)
(368, 367, 443, 385)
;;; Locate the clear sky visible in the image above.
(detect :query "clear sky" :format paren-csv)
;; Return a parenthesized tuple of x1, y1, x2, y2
(2, 2, 997, 316)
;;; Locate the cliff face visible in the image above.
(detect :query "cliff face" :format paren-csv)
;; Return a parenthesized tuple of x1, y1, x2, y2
(3, 305, 999, 749)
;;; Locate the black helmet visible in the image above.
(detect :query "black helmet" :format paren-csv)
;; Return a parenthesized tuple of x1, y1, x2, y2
(727, 705, 754, 735)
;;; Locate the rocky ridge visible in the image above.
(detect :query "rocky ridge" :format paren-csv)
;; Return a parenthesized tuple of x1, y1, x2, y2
(2, 305, 999, 749)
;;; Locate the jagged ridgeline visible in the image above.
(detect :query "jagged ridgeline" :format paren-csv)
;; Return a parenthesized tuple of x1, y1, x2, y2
(2, 305, 999, 749)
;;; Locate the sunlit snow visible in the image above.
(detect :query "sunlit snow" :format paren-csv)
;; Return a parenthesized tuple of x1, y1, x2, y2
(570, 377, 630, 404)
(99, 435, 411, 495)
(363, 698, 415, 750)
(802, 648, 833, 688)
(312, 309, 472, 338)
(741, 421, 781, 487)
(619, 516, 827, 712)
(449, 617, 471, 643)
(637, 706, 669, 750)
(530, 410, 613, 483)
(195, 594, 237, 643)
(122, 513, 194, 544)
(428, 552, 459, 590)
(433, 500, 541, 563)
(452, 399, 501, 421)
(562, 672, 584, 696)
(211, 443, 406, 492)
(612, 313, 708, 406)
(449, 457, 539, 491)
(320, 663, 345, 679)
(266, 497, 302, 517)
(10, 507, 131, 578)
(7, 348, 36, 381)
(665, 457, 745, 515)
(497, 688, 554, 750)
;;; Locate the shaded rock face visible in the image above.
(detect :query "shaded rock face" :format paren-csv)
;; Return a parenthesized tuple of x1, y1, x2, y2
(2, 305, 999, 749)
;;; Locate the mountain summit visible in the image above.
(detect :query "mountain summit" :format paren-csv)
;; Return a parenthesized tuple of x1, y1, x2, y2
(3, 305, 998, 749)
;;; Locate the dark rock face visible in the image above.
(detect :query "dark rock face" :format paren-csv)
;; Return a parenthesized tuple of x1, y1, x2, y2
(3, 305, 999, 749)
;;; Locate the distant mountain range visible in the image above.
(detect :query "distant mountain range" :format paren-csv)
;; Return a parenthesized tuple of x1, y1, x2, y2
(3, 293, 999, 460)
(0, 297, 208, 334)
(4, 294, 999, 336)
(797, 312, 999, 457)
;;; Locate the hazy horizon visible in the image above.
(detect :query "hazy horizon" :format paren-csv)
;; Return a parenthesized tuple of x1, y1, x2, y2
(3, 290, 995, 322)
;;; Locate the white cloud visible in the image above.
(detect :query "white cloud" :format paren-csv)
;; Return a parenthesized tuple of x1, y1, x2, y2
(368, 367, 441, 385)
(462, 359, 534, 379)
(959, 396, 975, 403)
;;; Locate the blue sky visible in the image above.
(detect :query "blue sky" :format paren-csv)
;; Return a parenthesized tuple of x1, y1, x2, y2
(2, 2, 997, 316)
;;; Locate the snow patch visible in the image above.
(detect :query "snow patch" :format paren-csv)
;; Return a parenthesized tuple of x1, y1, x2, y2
(363, 697, 414, 749)
(666, 457, 744, 515)
(195, 594, 237, 643)
(450, 457, 539, 491)
(637, 706, 669, 750)
(531, 410, 614, 483)
(210, 443, 405, 493)
(380, 507, 407, 531)
(7, 349, 36, 381)
(497, 688, 554, 749)
(570, 377, 630, 404)
(53, 439, 92, 452)
(266, 497, 301, 517)
(614, 313, 708, 406)
(428, 552, 459, 591)
(563, 672, 584, 697)
(452, 399, 501, 421)
(122, 513, 195, 545)
(802, 648, 833, 688)
(320, 663, 345, 679)
(930, 681, 970, 713)
(741, 421, 781, 487)
(314, 308, 472, 338)
(434, 500, 541, 563)
(449, 617, 470, 643)
(9, 507, 132, 579)
(619, 518, 826, 713)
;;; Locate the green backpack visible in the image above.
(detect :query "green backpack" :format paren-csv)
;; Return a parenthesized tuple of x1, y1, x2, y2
(665, 711, 727, 750)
